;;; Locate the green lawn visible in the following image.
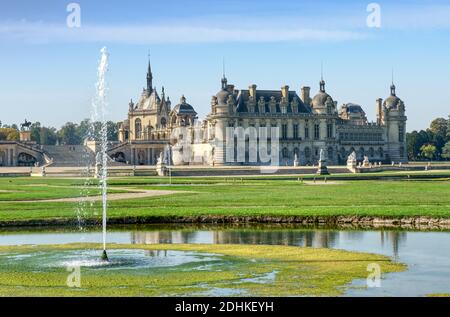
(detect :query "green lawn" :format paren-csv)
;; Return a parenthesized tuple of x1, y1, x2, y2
(0, 174, 449, 224)
(0, 243, 405, 296)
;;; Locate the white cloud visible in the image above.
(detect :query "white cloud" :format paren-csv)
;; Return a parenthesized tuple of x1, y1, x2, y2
(0, 20, 365, 44)
(2, 3, 450, 45)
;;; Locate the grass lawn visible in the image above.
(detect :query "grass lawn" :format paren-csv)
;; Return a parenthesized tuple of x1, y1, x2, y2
(0, 243, 405, 296)
(0, 174, 449, 223)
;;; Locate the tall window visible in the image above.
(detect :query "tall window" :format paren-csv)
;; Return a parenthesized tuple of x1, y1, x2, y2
(327, 123, 333, 138)
(271, 124, 278, 139)
(160, 117, 167, 128)
(304, 125, 309, 139)
(398, 125, 404, 142)
(314, 124, 320, 140)
(135, 119, 142, 139)
(282, 124, 288, 139)
(293, 124, 299, 139)
(305, 147, 311, 160)
(327, 147, 334, 161)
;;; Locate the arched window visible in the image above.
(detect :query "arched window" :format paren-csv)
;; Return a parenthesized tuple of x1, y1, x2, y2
(358, 147, 365, 160)
(135, 119, 142, 139)
(327, 147, 334, 161)
(378, 147, 383, 158)
(304, 147, 311, 159)
(282, 147, 289, 159)
(0, 151, 6, 166)
(17, 152, 36, 167)
(112, 152, 126, 163)
(369, 147, 375, 157)
(161, 117, 167, 128)
(137, 150, 146, 165)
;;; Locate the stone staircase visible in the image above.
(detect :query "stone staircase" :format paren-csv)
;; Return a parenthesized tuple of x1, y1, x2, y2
(42, 145, 95, 167)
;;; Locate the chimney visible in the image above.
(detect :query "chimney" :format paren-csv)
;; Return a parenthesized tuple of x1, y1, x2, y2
(281, 85, 289, 99)
(376, 98, 383, 124)
(301, 86, 311, 105)
(249, 84, 257, 98)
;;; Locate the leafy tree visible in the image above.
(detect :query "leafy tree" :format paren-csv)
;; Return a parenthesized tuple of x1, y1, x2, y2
(448, 115, 450, 139)
(0, 128, 19, 141)
(57, 122, 81, 145)
(106, 121, 119, 141)
(442, 141, 450, 160)
(420, 144, 437, 161)
(406, 131, 419, 160)
(30, 122, 42, 143)
(77, 119, 92, 141)
(39, 127, 58, 145)
(407, 130, 431, 160)
(429, 118, 448, 139)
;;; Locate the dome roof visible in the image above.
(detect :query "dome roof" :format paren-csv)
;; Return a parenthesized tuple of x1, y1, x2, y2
(383, 84, 402, 109)
(216, 89, 230, 106)
(172, 95, 197, 115)
(311, 79, 333, 108)
(383, 95, 401, 109)
(312, 91, 332, 108)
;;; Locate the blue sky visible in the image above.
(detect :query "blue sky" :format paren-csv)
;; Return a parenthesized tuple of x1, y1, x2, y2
(1, 0, 450, 131)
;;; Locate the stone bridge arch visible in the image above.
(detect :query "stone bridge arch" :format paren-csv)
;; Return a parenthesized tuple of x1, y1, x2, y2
(17, 152, 37, 166)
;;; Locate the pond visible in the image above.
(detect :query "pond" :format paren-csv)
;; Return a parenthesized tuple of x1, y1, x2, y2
(0, 224, 449, 296)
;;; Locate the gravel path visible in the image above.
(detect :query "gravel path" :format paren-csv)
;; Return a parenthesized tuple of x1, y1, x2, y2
(3, 188, 186, 203)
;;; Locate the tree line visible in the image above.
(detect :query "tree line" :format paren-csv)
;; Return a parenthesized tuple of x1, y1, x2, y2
(0, 119, 119, 145)
(2, 116, 450, 161)
(406, 116, 450, 161)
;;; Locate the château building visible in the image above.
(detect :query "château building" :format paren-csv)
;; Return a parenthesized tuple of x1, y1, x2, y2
(0, 59, 407, 167)
(108, 60, 407, 166)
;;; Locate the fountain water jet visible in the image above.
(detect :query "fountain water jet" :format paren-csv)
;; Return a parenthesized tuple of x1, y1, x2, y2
(92, 47, 109, 261)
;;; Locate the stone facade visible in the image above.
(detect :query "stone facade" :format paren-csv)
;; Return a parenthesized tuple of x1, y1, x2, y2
(0, 141, 45, 167)
(110, 61, 407, 166)
(1, 60, 407, 167)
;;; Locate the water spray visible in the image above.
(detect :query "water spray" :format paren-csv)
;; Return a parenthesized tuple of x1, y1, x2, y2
(92, 47, 109, 261)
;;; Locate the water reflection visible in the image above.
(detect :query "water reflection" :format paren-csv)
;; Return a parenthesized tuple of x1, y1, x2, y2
(0, 225, 449, 296)
(130, 229, 407, 258)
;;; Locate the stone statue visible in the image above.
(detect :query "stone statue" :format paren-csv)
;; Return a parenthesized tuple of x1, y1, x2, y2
(20, 119, 32, 131)
(319, 149, 326, 162)
(347, 151, 357, 172)
(157, 152, 164, 165)
(316, 148, 329, 175)
(156, 151, 168, 176)
(293, 153, 299, 167)
(363, 155, 370, 167)
(347, 151, 357, 162)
